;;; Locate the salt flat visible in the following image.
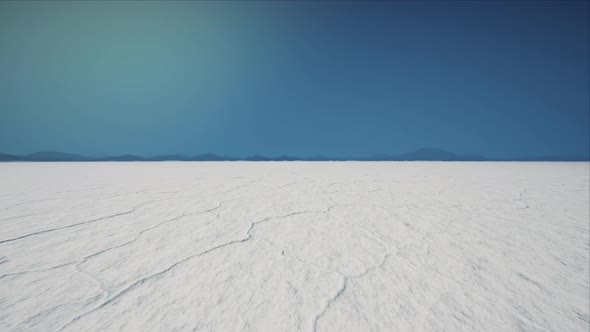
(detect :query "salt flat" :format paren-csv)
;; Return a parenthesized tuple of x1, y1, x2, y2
(0, 162, 588, 331)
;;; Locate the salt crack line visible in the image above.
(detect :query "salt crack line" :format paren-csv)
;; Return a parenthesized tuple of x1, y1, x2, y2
(59, 229, 256, 331)
(3, 197, 65, 210)
(261, 231, 393, 332)
(74, 264, 111, 299)
(258, 230, 393, 332)
(60, 203, 349, 330)
(0, 198, 241, 280)
(79, 197, 241, 263)
(0, 209, 137, 244)
(312, 253, 392, 331)
(0, 192, 214, 245)
(0, 262, 76, 280)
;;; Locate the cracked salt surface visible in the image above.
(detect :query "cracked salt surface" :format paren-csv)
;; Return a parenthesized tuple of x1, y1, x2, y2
(0, 162, 588, 331)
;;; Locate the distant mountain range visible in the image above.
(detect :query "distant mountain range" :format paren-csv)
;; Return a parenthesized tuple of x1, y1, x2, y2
(0, 148, 587, 162)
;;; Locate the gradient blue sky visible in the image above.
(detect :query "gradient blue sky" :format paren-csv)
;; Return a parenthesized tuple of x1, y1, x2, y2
(1, 1, 588, 158)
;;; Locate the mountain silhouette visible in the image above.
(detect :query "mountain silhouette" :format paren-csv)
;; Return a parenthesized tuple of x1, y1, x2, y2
(0, 153, 20, 161)
(23, 151, 91, 161)
(192, 153, 233, 161)
(98, 154, 145, 161)
(0, 148, 586, 162)
(245, 155, 272, 161)
(394, 148, 486, 161)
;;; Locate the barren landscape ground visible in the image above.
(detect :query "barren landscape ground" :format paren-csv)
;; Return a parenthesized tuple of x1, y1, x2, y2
(0, 162, 588, 331)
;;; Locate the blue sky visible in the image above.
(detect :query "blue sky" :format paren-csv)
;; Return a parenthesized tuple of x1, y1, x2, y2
(0, 1, 588, 158)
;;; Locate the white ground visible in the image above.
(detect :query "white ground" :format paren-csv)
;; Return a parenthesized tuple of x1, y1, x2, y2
(0, 162, 588, 331)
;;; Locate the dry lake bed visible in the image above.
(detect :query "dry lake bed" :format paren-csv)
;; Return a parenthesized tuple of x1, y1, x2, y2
(0, 162, 588, 331)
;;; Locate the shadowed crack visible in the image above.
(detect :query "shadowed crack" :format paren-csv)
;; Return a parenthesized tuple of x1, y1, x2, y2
(0, 198, 242, 281)
(219, 178, 263, 195)
(59, 230, 254, 330)
(78, 213, 192, 263)
(266, 201, 399, 332)
(59, 203, 352, 330)
(3, 197, 65, 210)
(74, 264, 111, 298)
(1, 179, 261, 245)
(353, 223, 398, 253)
(79, 197, 241, 263)
(0, 209, 138, 245)
(260, 233, 393, 332)
(257, 225, 394, 332)
(0, 262, 76, 280)
(0, 190, 226, 245)
(516, 272, 549, 294)
(574, 311, 590, 325)
(311, 253, 392, 332)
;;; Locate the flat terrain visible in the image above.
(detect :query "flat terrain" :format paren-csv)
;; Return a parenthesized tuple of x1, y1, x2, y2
(0, 162, 588, 331)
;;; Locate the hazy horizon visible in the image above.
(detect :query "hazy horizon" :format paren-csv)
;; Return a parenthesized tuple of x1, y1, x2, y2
(2, 146, 589, 160)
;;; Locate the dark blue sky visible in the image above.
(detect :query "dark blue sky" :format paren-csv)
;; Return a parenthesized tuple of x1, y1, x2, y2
(0, 1, 588, 158)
